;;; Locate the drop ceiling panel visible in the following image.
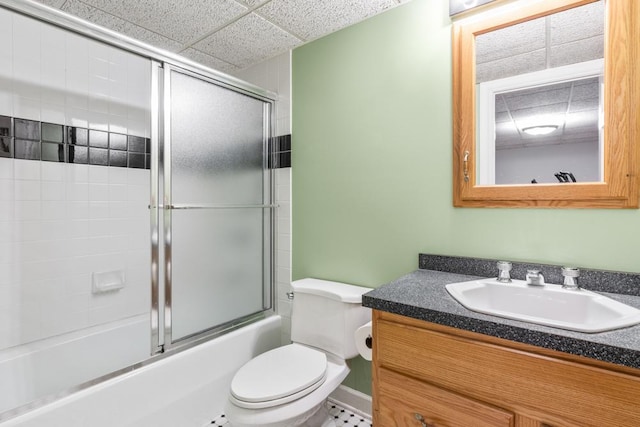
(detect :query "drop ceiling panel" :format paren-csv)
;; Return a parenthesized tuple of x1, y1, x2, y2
(511, 102, 568, 123)
(569, 99, 598, 113)
(549, 36, 604, 68)
(78, 0, 248, 44)
(476, 49, 546, 84)
(572, 79, 600, 99)
(240, 0, 269, 7)
(61, 0, 184, 52)
(255, 0, 397, 41)
(564, 110, 599, 129)
(194, 12, 301, 68)
(36, 0, 66, 7)
(180, 48, 238, 74)
(32, 0, 407, 72)
(549, 0, 604, 45)
(475, 18, 545, 65)
(503, 85, 571, 111)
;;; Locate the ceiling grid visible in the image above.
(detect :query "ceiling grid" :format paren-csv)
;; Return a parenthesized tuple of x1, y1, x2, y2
(34, 0, 407, 73)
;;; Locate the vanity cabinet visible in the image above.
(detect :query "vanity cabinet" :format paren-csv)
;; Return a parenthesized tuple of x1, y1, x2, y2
(372, 310, 640, 427)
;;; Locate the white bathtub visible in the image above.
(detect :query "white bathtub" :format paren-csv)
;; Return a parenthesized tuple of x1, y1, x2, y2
(0, 314, 150, 416)
(1, 315, 282, 427)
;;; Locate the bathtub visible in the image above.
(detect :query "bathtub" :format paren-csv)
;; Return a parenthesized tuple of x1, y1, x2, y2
(0, 314, 150, 416)
(1, 315, 282, 426)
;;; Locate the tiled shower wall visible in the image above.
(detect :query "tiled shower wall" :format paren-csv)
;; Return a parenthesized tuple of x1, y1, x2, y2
(234, 51, 292, 345)
(0, 7, 151, 349)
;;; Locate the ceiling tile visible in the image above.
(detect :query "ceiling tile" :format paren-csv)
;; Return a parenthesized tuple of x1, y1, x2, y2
(255, 0, 397, 41)
(78, 0, 248, 44)
(61, 0, 184, 52)
(549, 36, 604, 68)
(550, 0, 604, 46)
(33, 0, 67, 8)
(504, 86, 571, 111)
(476, 49, 546, 84)
(571, 79, 599, 100)
(194, 13, 301, 69)
(179, 48, 239, 74)
(569, 98, 598, 113)
(565, 110, 599, 128)
(475, 17, 545, 65)
(236, 0, 270, 7)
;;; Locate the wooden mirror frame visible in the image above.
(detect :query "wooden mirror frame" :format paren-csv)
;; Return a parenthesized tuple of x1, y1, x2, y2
(453, 0, 639, 208)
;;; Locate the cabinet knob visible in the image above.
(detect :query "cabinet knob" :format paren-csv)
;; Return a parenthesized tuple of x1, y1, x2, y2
(414, 413, 435, 427)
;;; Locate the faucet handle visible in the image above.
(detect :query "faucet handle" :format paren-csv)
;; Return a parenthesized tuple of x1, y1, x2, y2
(561, 267, 580, 290)
(496, 261, 512, 283)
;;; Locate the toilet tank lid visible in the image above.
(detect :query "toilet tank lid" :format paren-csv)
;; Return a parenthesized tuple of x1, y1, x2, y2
(292, 278, 372, 303)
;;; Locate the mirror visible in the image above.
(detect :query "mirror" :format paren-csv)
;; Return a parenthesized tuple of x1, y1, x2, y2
(452, 0, 639, 208)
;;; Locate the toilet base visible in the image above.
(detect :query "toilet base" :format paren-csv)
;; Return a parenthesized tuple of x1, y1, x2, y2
(227, 399, 334, 427)
(302, 402, 334, 427)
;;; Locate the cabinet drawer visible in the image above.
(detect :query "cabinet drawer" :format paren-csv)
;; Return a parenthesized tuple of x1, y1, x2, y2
(375, 314, 640, 426)
(376, 367, 514, 427)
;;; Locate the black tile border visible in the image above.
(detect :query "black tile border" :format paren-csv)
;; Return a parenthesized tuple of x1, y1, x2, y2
(419, 253, 640, 296)
(0, 114, 150, 170)
(269, 134, 291, 169)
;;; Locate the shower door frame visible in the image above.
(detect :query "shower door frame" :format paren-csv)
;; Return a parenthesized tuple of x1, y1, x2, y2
(150, 63, 276, 353)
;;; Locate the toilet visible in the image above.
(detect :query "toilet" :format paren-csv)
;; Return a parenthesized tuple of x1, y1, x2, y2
(224, 278, 372, 427)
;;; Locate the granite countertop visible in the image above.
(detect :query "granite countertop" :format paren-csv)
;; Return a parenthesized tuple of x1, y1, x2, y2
(362, 269, 640, 370)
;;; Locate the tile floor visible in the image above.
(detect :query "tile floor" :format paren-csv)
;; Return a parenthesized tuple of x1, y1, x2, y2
(209, 401, 372, 426)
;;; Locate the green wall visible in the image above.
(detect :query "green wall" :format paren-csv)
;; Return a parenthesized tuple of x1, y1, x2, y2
(291, 0, 640, 395)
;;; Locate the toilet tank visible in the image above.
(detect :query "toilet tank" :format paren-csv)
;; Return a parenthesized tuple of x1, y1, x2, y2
(290, 278, 372, 360)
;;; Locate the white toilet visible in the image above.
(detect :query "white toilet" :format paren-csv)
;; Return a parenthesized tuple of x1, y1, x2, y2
(224, 278, 372, 427)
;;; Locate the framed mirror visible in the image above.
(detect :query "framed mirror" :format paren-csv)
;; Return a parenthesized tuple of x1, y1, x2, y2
(452, 0, 639, 208)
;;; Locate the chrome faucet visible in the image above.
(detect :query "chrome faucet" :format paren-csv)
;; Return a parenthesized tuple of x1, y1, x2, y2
(496, 261, 512, 283)
(561, 267, 580, 290)
(526, 269, 545, 286)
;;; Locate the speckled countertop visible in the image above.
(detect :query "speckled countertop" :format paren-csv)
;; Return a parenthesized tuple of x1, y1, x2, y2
(362, 269, 640, 370)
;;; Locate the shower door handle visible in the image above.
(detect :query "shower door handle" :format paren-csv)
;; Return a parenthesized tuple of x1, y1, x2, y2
(150, 204, 278, 210)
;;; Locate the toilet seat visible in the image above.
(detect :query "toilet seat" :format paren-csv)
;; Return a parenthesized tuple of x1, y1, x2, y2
(230, 343, 328, 409)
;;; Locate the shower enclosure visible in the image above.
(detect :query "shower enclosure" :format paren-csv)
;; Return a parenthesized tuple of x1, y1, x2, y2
(0, 1, 275, 419)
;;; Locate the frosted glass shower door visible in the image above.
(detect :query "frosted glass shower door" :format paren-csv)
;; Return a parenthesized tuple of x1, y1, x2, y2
(165, 67, 272, 343)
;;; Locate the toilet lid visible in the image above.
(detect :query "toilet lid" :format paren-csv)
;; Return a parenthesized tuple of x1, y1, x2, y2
(230, 343, 327, 407)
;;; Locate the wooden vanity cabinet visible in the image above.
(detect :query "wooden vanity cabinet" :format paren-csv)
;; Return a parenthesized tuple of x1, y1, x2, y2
(372, 310, 640, 427)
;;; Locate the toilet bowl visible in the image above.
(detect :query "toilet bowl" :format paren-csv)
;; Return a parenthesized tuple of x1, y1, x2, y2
(224, 278, 371, 427)
(224, 345, 348, 427)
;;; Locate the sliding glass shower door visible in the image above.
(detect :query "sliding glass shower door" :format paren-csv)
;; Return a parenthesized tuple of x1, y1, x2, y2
(158, 65, 273, 348)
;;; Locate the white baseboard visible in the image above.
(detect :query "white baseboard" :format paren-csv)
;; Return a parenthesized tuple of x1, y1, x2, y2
(328, 385, 372, 419)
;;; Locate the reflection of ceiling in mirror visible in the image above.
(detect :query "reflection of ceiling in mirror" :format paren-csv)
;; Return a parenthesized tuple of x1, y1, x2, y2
(495, 77, 600, 149)
(475, 0, 604, 83)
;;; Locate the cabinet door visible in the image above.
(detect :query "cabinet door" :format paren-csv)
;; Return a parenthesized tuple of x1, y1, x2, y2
(376, 367, 514, 427)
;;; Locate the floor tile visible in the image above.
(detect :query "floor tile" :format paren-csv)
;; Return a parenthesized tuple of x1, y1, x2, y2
(209, 401, 372, 426)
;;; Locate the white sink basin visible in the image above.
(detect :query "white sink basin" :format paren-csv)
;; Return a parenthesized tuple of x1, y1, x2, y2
(445, 279, 640, 333)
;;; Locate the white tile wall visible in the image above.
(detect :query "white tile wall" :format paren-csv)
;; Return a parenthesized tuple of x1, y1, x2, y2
(234, 51, 291, 136)
(0, 8, 152, 350)
(0, 159, 151, 350)
(0, 7, 150, 138)
(233, 51, 292, 345)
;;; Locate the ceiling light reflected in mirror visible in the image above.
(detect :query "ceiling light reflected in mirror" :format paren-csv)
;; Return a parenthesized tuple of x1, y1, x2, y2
(522, 125, 559, 136)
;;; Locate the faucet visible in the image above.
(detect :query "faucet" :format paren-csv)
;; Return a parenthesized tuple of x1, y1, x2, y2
(526, 269, 545, 286)
(496, 261, 512, 283)
(561, 267, 580, 290)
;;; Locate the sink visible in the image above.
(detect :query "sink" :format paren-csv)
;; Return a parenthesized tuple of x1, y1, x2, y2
(445, 279, 640, 333)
